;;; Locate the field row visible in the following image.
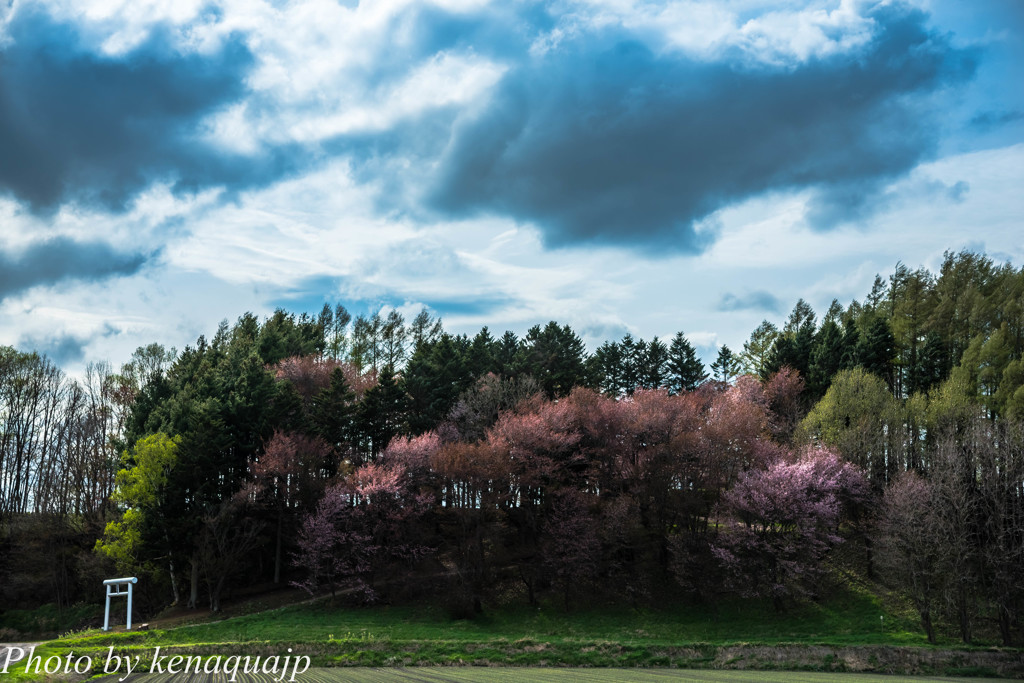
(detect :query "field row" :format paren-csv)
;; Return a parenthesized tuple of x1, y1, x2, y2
(116, 668, 1013, 683)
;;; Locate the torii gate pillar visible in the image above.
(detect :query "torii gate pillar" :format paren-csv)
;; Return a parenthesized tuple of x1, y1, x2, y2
(102, 577, 138, 631)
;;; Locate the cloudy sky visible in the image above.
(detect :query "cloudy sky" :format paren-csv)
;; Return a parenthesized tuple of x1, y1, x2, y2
(1, 0, 1021, 372)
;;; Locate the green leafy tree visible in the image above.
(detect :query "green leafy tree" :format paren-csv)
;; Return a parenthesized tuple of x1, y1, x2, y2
(800, 367, 902, 488)
(96, 434, 181, 600)
(740, 320, 779, 379)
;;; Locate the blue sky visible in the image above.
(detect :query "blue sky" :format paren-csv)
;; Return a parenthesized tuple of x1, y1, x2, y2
(1, 0, 1021, 371)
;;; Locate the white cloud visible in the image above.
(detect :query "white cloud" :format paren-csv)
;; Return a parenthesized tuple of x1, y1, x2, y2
(1, 0, 1021, 378)
(285, 52, 506, 142)
(555, 0, 877, 64)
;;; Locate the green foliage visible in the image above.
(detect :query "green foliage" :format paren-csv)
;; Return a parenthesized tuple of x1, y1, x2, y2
(515, 322, 589, 398)
(741, 320, 779, 379)
(403, 333, 474, 434)
(667, 331, 707, 392)
(710, 344, 741, 383)
(356, 364, 408, 457)
(96, 434, 180, 572)
(800, 368, 901, 485)
(0, 602, 100, 638)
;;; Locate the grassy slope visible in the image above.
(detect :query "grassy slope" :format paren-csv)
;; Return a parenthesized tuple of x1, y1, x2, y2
(122, 670, 1020, 683)
(6, 580, 1020, 680)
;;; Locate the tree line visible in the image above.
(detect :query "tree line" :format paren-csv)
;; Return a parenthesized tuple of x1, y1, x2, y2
(1, 249, 1022, 645)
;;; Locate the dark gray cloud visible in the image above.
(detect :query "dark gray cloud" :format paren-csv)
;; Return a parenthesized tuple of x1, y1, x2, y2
(419, 295, 517, 317)
(0, 8, 298, 211)
(17, 324, 119, 365)
(428, 4, 975, 251)
(17, 332, 89, 365)
(717, 291, 783, 314)
(0, 237, 149, 299)
(970, 110, 1024, 130)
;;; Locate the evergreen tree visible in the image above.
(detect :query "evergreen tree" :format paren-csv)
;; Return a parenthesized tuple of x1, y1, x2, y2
(516, 322, 588, 398)
(312, 367, 356, 470)
(771, 300, 816, 379)
(592, 340, 625, 396)
(356, 364, 408, 459)
(808, 318, 844, 399)
(493, 330, 521, 378)
(642, 337, 669, 389)
(618, 333, 641, 394)
(857, 316, 896, 391)
(740, 320, 779, 379)
(841, 317, 861, 369)
(711, 345, 741, 384)
(467, 327, 497, 379)
(667, 332, 707, 393)
(913, 331, 949, 395)
(402, 333, 475, 434)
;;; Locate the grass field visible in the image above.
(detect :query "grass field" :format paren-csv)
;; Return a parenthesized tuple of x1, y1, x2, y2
(4, 579, 1021, 681)
(116, 668, 1015, 682)
(64, 578, 929, 652)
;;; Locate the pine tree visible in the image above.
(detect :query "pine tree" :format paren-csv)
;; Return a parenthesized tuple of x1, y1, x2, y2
(857, 316, 896, 391)
(357, 364, 408, 459)
(493, 331, 520, 378)
(642, 337, 669, 389)
(808, 318, 844, 398)
(711, 345, 741, 384)
(516, 322, 588, 398)
(667, 332, 707, 393)
(618, 333, 640, 394)
(312, 367, 355, 469)
(740, 320, 779, 379)
(592, 340, 624, 396)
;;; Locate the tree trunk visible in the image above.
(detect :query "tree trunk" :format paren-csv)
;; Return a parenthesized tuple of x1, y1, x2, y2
(920, 607, 935, 644)
(998, 603, 1012, 647)
(210, 574, 227, 612)
(166, 534, 180, 605)
(957, 593, 972, 644)
(274, 507, 283, 584)
(168, 555, 180, 606)
(188, 555, 199, 609)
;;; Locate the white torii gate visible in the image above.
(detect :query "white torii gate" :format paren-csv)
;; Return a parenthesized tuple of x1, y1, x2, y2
(102, 577, 137, 631)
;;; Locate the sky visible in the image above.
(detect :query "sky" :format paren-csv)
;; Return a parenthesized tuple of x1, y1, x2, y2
(0, 0, 1022, 373)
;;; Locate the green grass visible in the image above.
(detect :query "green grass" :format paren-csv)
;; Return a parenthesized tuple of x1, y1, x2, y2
(65, 578, 925, 650)
(6, 581, 1020, 681)
(0, 602, 101, 638)
(117, 669, 1017, 682)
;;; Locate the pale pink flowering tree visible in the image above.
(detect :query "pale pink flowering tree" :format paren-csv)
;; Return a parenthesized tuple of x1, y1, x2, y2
(540, 489, 600, 610)
(711, 446, 867, 607)
(292, 461, 429, 602)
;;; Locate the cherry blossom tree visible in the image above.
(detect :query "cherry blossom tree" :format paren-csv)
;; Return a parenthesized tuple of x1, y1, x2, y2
(252, 430, 331, 583)
(711, 446, 867, 608)
(292, 462, 428, 602)
(541, 490, 599, 610)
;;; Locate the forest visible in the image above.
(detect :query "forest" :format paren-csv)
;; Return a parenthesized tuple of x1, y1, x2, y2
(1, 249, 1023, 647)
